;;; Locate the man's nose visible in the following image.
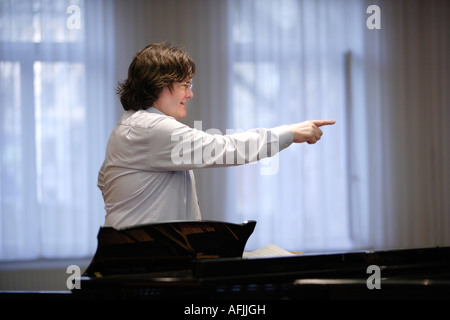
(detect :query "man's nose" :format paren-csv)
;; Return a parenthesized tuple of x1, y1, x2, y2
(187, 88, 194, 99)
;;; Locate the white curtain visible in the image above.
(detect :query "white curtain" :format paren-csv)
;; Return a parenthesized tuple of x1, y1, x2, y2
(0, 0, 115, 260)
(362, 0, 450, 250)
(226, 0, 449, 252)
(227, 0, 364, 251)
(1, 0, 448, 261)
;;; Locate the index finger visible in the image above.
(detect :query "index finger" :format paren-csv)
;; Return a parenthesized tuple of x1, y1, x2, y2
(312, 120, 336, 127)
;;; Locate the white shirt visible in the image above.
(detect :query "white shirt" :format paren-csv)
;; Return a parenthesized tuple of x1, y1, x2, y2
(98, 107, 293, 228)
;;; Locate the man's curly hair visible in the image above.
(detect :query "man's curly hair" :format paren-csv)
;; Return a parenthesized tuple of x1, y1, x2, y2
(117, 43, 196, 111)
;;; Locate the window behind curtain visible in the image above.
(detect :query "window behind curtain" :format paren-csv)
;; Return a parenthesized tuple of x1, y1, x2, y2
(0, 0, 112, 260)
(228, 0, 367, 252)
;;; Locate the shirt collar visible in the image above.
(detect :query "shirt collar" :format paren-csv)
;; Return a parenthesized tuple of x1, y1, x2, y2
(145, 106, 165, 115)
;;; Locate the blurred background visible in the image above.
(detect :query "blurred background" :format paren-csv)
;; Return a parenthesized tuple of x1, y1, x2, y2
(0, 0, 448, 290)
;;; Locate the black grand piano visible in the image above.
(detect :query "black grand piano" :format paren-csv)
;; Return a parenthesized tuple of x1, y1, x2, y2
(74, 220, 450, 300)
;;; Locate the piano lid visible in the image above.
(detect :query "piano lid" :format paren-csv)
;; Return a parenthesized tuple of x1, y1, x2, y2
(83, 220, 256, 277)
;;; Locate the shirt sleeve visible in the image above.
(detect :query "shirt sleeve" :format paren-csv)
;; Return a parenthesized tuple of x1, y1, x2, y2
(140, 116, 294, 171)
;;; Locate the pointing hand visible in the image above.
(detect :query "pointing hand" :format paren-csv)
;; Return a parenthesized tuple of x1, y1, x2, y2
(289, 120, 336, 144)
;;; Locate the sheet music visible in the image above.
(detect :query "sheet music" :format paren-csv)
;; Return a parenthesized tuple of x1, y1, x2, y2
(243, 244, 296, 259)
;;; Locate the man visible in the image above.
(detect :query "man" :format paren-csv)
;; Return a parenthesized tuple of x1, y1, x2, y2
(98, 43, 335, 228)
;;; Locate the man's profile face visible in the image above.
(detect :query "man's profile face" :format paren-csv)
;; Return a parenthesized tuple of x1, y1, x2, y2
(153, 79, 194, 120)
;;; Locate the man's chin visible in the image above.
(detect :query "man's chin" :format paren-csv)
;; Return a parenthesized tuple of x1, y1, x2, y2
(176, 111, 187, 120)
